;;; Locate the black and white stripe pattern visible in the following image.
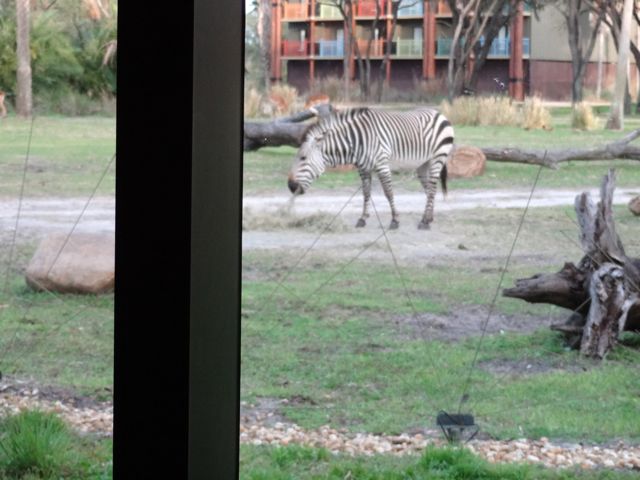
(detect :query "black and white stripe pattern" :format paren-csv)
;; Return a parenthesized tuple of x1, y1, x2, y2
(288, 107, 454, 229)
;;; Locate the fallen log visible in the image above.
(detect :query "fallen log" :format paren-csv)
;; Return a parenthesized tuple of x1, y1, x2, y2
(244, 104, 333, 152)
(503, 169, 640, 359)
(481, 129, 640, 168)
(244, 105, 640, 168)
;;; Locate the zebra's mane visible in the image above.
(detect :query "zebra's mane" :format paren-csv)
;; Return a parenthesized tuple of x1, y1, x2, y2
(306, 107, 371, 142)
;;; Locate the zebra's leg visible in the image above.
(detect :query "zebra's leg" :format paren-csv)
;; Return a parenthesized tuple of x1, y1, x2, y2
(416, 159, 443, 230)
(356, 170, 372, 228)
(375, 165, 399, 230)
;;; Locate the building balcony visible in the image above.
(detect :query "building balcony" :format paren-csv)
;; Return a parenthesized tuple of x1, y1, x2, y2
(436, 36, 531, 57)
(356, 38, 386, 56)
(317, 3, 342, 19)
(356, 0, 386, 17)
(394, 38, 422, 57)
(483, 36, 531, 56)
(398, 2, 423, 16)
(282, 39, 310, 56)
(436, 37, 453, 55)
(283, 2, 309, 20)
(317, 39, 345, 57)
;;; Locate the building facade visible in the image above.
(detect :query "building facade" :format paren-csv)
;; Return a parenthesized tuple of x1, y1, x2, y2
(269, 0, 634, 100)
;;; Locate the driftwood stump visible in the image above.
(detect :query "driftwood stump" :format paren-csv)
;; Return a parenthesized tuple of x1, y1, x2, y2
(503, 169, 640, 358)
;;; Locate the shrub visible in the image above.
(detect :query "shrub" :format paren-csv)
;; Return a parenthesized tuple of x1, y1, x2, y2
(0, 410, 72, 478)
(309, 75, 363, 104)
(572, 101, 598, 130)
(244, 87, 263, 118)
(268, 83, 302, 116)
(440, 96, 482, 126)
(522, 95, 553, 130)
(440, 95, 552, 130)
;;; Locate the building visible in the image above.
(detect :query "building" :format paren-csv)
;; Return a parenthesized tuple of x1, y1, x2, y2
(269, 0, 634, 100)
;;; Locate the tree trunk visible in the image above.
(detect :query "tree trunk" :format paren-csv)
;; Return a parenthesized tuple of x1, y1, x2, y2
(607, 0, 634, 129)
(503, 170, 640, 359)
(15, 0, 32, 118)
(257, 0, 272, 93)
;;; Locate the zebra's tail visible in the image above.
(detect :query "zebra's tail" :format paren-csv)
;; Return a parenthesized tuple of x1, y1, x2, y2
(440, 164, 448, 199)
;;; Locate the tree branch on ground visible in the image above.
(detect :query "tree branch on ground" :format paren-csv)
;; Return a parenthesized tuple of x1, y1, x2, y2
(503, 170, 640, 359)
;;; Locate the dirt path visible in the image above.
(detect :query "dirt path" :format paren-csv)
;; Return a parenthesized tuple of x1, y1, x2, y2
(0, 187, 636, 240)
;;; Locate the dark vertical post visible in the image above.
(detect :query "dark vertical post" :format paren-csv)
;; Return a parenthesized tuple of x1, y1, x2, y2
(115, 1, 194, 477)
(190, 0, 243, 478)
(115, 0, 242, 478)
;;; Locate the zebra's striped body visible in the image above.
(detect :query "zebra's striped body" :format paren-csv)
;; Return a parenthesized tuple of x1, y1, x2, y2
(288, 107, 454, 229)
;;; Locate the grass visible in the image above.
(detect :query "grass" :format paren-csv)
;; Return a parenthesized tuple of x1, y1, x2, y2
(240, 444, 639, 479)
(0, 410, 111, 480)
(242, 241, 640, 440)
(0, 116, 115, 198)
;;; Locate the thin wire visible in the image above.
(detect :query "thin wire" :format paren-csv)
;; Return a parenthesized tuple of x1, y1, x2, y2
(367, 195, 455, 414)
(1, 115, 35, 299)
(252, 185, 362, 317)
(0, 154, 115, 369)
(456, 163, 544, 415)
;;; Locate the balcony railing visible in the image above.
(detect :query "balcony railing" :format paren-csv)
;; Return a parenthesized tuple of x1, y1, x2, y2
(282, 39, 310, 56)
(484, 37, 531, 56)
(356, 39, 385, 56)
(436, 37, 452, 55)
(317, 39, 345, 56)
(394, 39, 422, 56)
(487, 37, 509, 56)
(437, 36, 531, 56)
(398, 2, 423, 16)
(283, 2, 309, 19)
(356, 0, 386, 17)
(317, 3, 342, 19)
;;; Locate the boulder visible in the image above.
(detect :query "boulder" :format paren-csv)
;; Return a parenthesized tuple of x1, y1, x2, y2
(447, 145, 486, 178)
(629, 196, 640, 216)
(25, 232, 114, 294)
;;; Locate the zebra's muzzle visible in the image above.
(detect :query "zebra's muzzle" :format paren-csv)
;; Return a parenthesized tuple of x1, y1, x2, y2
(288, 179, 304, 195)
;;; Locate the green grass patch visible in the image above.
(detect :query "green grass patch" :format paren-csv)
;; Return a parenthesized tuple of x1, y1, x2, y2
(0, 241, 113, 395)
(240, 444, 636, 479)
(0, 116, 115, 198)
(242, 237, 640, 440)
(0, 410, 111, 480)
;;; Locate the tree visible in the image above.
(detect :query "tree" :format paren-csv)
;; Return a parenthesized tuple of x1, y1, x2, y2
(556, 0, 605, 104)
(257, 0, 272, 92)
(606, 0, 634, 129)
(320, 0, 383, 100)
(15, 0, 32, 117)
(444, 0, 535, 99)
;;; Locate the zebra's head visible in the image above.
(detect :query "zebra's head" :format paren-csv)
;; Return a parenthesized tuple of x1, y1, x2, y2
(288, 134, 326, 195)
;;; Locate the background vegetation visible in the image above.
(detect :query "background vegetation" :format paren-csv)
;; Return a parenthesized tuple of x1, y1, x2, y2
(0, 0, 116, 116)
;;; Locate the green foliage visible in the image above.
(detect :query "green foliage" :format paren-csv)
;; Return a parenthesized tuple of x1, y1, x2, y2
(0, 410, 112, 479)
(0, 411, 72, 478)
(0, 1, 117, 115)
(241, 445, 638, 479)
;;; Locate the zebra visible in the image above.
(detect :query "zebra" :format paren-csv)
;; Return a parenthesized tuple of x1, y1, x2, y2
(287, 107, 454, 230)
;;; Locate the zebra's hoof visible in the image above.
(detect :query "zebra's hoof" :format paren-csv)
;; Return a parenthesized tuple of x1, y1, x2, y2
(356, 218, 366, 228)
(389, 220, 399, 230)
(418, 221, 431, 230)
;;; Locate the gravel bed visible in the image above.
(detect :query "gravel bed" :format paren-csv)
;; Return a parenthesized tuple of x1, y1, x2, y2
(240, 408, 640, 471)
(0, 381, 112, 436)
(1, 385, 638, 472)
